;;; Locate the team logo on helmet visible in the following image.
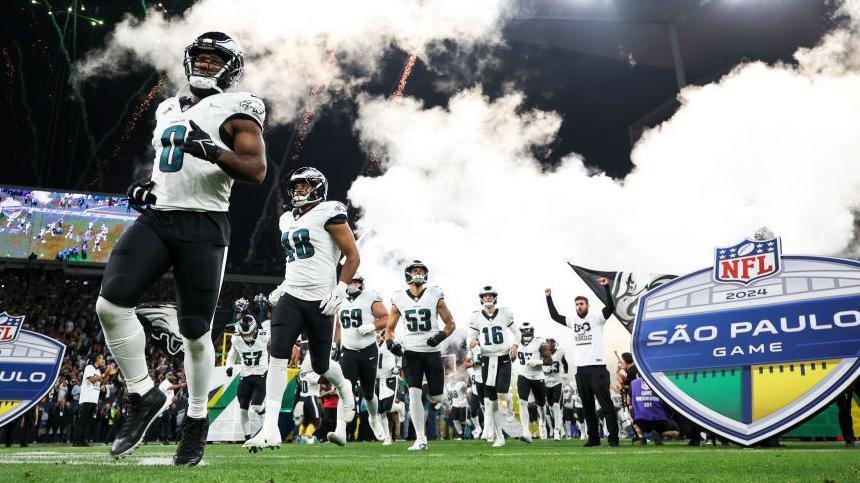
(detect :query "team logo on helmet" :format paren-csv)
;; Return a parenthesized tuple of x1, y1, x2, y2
(633, 235, 860, 446)
(238, 315, 259, 345)
(0, 312, 65, 429)
(287, 167, 328, 208)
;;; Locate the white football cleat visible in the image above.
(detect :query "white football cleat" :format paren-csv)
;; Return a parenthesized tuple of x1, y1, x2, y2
(243, 426, 281, 453)
(408, 438, 428, 451)
(369, 414, 385, 441)
(306, 435, 317, 445)
(472, 429, 482, 440)
(326, 429, 347, 447)
(492, 438, 506, 448)
(554, 429, 562, 441)
(520, 433, 532, 444)
(539, 425, 548, 440)
(382, 438, 393, 446)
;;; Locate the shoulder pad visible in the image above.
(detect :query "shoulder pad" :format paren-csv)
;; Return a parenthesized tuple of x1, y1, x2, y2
(228, 92, 266, 129)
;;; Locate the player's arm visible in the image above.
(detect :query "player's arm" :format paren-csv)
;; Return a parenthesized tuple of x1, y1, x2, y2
(217, 118, 267, 184)
(464, 356, 474, 369)
(385, 304, 401, 342)
(328, 222, 360, 285)
(334, 317, 342, 344)
(507, 316, 519, 359)
(371, 301, 389, 331)
(467, 319, 479, 348)
(437, 299, 456, 336)
(597, 277, 615, 319)
(545, 288, 567, 326)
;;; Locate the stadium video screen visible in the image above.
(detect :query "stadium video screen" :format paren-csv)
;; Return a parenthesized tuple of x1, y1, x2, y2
(0, 186, 139, 263)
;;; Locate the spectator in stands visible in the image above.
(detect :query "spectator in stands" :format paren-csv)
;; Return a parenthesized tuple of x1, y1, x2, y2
(73, 353, 116, 446)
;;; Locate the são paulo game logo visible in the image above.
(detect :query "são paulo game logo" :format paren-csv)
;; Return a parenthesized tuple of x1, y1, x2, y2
(632, 234, 860, 446)
(0, 312, 65, 428)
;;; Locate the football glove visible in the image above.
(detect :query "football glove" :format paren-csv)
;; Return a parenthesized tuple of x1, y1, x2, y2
(357, 324, 376, 336)
(179, 120, 224, 163)
(390, 365, 401, 376)
(386, 339, 403, 357)
(320, 281, 348, 316)
(225, 367, 233, 378)
(127, 179, 157, 206)
(426, 331, 448, 347)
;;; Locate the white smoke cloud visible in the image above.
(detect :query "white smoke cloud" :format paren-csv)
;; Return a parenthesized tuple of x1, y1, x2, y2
(76, 0, 514, 124)
(348, 3, 860, 361)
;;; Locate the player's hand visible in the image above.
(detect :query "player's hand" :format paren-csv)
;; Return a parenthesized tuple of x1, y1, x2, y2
(596, 277, 609, 286)
(544, 288, 552, 296)
(426, 331, 448, 347)
(179, 120, 225, 163)
(509, 344, 518, 360)
(320, 281, 348, 316)
(225, 367, 233, 378)
(527, 358, 543, 368)
(357, 324, 376, 336)
(390, 366, 401, 376)
(127, 179, 157, 206)
(386, 339, 403, 357)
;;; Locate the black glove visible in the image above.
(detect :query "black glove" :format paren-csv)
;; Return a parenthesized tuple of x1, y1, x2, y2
(386, 339, 403, 357)
(126, 179, 157, 208)
(179, 120, 224, 163)
(426, 331, 448, 347)
(225, 367, 233, 378)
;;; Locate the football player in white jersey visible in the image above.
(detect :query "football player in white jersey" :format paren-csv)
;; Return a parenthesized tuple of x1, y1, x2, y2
(384, 260, 456, 451)
(375, 332, 402, 445)
(541, 337, 569, 441)
(334, 275, 389, 441)
(464, 344, 484, 439)
(515, 322, 548, 443)
(224, 314, 270, 441)
(447, 380, 469, 439)
(467, 286, 519, 447)
(95, 32, 266, 465)
(296, 354, 323, 444)
(245, 167, 360, 452)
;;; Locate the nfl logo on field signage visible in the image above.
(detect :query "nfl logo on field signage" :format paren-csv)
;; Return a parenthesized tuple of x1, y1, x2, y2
(633, 234, 860, 446)
(0, 312, 65, 428)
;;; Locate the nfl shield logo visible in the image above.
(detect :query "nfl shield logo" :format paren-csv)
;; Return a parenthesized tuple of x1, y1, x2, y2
(0, 312, 25, 343)
(713, 237, 781, 285)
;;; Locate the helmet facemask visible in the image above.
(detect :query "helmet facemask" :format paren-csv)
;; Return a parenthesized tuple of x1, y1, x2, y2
(287, 168, 328, 208)
(347, 277, 365, 297)
(239, 315, 258, 345)
(520, 323, 534, 345)
(479, 286, 498, 308)
(183, 32, 244, 98)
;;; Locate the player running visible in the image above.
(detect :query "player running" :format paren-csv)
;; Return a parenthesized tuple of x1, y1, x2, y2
(224, 313, 270, 442)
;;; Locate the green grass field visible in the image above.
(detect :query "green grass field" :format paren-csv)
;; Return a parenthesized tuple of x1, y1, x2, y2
(0, 440, 857, 482)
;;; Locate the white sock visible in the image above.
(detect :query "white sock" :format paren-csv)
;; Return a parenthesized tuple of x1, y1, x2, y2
(491, 399, 505, 440)
(321, 363, 348, 394)
(183, 331, 214, 419)
(409, 388, 426, 440)
(554, 405, 563, 433)
(518, 403, 531, 435)
(240, 408, 250, 437)
(263, 357, 290, 432)
(96, 297, 153, 395)
(471, 416, 482, 435)
(382, 413, 392, 441)
(453, 420, 463, 436)
(483, 398, 494, 435)
(366, 396, 379, 419)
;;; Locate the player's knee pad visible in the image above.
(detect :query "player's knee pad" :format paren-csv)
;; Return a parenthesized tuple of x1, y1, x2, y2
(178, 315, 211, 340)
(310, 352, 330, 375)
(95, 296, 135, 331)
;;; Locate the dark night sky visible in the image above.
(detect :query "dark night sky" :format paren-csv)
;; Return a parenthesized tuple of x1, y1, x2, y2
(1, 0, 835, 272)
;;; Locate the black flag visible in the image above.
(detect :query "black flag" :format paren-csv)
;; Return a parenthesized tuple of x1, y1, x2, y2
(568, 263, 676, 333)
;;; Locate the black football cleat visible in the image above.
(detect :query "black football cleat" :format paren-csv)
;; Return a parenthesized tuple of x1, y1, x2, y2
(110, 386, 167, 458)
(174, 416, 209, 466)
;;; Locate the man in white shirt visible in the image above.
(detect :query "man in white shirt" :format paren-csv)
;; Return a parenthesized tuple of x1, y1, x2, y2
(158, 373, 185, 444)
(73, 354, 116, 447)
(545, 276, 619, 447)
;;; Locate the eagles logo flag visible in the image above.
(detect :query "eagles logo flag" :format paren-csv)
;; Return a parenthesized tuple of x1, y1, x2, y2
(567, 263, 676, 333)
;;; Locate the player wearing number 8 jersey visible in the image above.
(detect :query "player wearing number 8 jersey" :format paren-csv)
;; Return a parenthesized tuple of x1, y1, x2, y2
(245, 167, 361, 452)
(467, 286, 519, 447)
(96, 32, 266, 466)
(334, 275, 389, 441)
(385, 260, 456, 451)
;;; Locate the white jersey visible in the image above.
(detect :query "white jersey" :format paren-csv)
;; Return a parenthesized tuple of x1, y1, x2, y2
(543, 348, 568, 387)
(299, 357, 321, 397)
(391, 286, 445, 353)
(468, 307, 515, 356)
(516, 337, 545, 380)
(467, 345, 483, 389)
(376, 340, 400, 400)
(565, 311, 607, 367)
(277, 201, 348, 301)
(150, 92, 265, 212)
(230, 326, 271, 377)
(339, 290, 383, 350)
(448, 381, 468, 408)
